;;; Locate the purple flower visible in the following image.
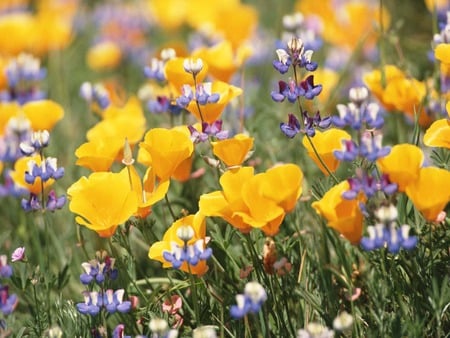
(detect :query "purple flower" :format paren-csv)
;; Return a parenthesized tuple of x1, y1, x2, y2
(333, 139, 359, 162)
(195, 83, 220, 105)
(46, 190, 66, 211)
(0, 256, 12, 278)
(21, 193, 41, 212)
(103, 289, 132, 314)
(162, 238, 212, 270)
(0, 285, 17, 315)
(230, 282, 267, 319)
(360, 224, 417, 253)
(280, 114, 301, 138)
(11, 247, 25, 263)
(297, 75, 322, 100)
(112, 324, 132, 338)
(76, 291, 101, 315)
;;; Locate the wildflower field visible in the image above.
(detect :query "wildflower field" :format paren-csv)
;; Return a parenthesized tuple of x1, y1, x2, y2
(0, 0, 450, 337)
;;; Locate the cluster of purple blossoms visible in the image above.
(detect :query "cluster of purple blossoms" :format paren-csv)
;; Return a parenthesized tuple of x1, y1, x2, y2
(144, 48, 176, 82)
(162, 225, 213, 270)
(0, 255, 17, 316)
(332, 87, 384, 130)
(19, 130, 66, 212)
(174, 58, 220, 112)
(272, 37, 331, 138)
(188, 120, 229, 143)
(79, 82, 111, 110)
(80, 252, 118, 285)
(332, 87, 395, 200)
(76, 251, 134, 318)
(176, 82, 220, 109)
(230, 281, 267, 319)
(280, 111, 331, 138)
(76, 289, 131, 315)
(360, 204, 417, 253)
(0, 53, 46, 104)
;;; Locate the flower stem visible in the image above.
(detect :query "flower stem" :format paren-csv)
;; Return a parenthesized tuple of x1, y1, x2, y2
(187, 264, 201, 325)
(304, 134, 339, 184)
(164, 193, 177, 222)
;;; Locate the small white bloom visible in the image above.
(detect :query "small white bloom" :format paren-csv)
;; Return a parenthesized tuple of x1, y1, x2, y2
(183, 58, 204, 75)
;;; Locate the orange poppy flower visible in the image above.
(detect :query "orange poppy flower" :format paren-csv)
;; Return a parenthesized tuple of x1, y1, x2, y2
(67, 168, 138, 237)
(302, 129, 351, 175)
(212, 133, 253, 168)
(311, 181, 364, 244)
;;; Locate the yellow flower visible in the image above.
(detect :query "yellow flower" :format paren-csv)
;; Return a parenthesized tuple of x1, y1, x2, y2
(435, 43, 450, 77)
(377, 144, 424, 192)
(187, 81, 242, 123)
(423, 119, 450, 149)
(147, 0, 189, 30)
(127, 165, 169, 219)
(302, 129, 351, 175)
(312, 181, 364, 244)
(67, 168, 138, 237)
(87, 97, 146, 149)
(199, 164, 303, 235)
(405, 167, 450, 221)
(192, 40, 252, 82)
(297, 0, 389, 53)
(363, 65, 430, 126)
(149, 213, 209, 275)
(10, 155, 55, 194)
(138, 128, 194, 181)
(75, 138, 124, 172)
(212, 133, 253, 168)
(0, 13, 35, 55)
(423, 101, 450, 149)
(86, 41, 123, 71)
(33, 9, 73, 54)
(0, 102, 21, 136)
(22, 100, 64, 131)
(0, 100, 64, 134)
(363, 65, 405, 110)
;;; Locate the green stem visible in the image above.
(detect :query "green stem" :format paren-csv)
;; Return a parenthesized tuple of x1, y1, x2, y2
(164, 194, 177, 222)
(304, 134, 339, 183)
(33, 282, 43, 336)
(187, 265, 201, 325)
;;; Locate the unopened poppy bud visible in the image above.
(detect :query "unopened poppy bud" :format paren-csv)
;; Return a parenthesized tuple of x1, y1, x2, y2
(122, 138, 134, 166)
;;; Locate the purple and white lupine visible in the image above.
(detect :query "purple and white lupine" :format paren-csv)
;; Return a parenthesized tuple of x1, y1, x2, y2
(80, 254, 118, 286)
(332, 87, 384, 130)
(76, 289, 131, 316)
(280, 111, 331, 138)
(230, 281, 267, 319)
(188, 120, 229, 143)
(162, 225, 212, 270)
(19, 130, 50, 156)
(0, 116, 32, 163)
(360, 204, 417, 253)
(80, 82, 111, 110)
(0, 53, 46, 104)
(273, 37, 318, 74)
